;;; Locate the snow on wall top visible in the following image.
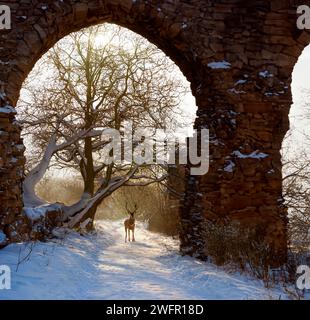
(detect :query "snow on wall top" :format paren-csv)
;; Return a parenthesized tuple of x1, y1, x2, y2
(232, 150, 269, 159)
(259, 70, 273, 78)
(24, 204, 62, 221)
(224, 160, 235, 173)
(207, 61, 231, 69)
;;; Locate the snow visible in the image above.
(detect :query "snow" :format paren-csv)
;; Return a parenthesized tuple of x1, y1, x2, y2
(265, 91, 285, 97)
(23, 207, 49, 221)
(23, 135, 58, 207)
(16, 144, 25, 151)
(0, 220, 298, 300)
(259, 70, 273, 78)
(0, 92, 6, 99)
(210, 138, 222, 146)
(10, 157, 18, 163)
(224, 161, 235, 173)
(207, 61, 231, 69)
(181, 22, 188, 29)
(24, 204, 62, 221)
(235, 79, 247, 85)
(265, 92, 278, 97)
(0, 105, 16, 114)
(232, 150, 269, 159)
(228, 88, 245, 95)
(0, 230, 6, 245)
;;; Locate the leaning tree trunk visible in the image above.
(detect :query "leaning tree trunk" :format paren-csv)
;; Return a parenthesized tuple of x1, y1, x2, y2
(23, 130, 139, 236)
(66, 168, 138, 229)
(23, 135, 57, 207)
(23, 129, 94, 208)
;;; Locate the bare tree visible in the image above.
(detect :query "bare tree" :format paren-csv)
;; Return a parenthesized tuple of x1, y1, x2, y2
(282, 94, 310, 251)
(18, 25, 188, 230)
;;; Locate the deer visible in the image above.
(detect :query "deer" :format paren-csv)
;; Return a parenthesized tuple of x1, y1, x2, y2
(124, 202, 137, 242)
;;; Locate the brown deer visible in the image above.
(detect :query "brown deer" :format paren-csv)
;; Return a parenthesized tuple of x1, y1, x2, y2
(124, 202, 137, 242)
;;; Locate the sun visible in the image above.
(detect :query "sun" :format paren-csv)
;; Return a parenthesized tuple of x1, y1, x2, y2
(94, 33, 107, 48)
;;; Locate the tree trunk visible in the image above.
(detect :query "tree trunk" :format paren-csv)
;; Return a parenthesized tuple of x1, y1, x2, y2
(23, 136, 57, 207)
(79, 129, 96, 229)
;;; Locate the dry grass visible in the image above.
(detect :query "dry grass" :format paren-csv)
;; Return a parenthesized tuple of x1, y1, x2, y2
(36, 176, 179, 235)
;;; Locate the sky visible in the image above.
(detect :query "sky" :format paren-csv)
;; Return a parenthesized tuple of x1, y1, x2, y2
(292, 45, 310, 99)
(285, 44, 310, 154)
(19, 26, 198, 140)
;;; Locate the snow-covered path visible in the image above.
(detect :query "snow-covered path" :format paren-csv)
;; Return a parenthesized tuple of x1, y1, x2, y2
(0, 220, 287, 299)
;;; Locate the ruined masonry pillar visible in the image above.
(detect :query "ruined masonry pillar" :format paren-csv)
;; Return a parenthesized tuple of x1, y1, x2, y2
(0, 98, 30, 247)
(180, 65, 290, 265)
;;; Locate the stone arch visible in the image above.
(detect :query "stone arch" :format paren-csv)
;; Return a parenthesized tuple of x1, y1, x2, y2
(1, 0, 310, 265)
(0, 0, 203, 245)
(5, 0, 202, 105)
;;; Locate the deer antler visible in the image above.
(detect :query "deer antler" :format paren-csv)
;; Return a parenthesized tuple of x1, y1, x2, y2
(125, 202, 138, 215)
(125, 202, 131, 214)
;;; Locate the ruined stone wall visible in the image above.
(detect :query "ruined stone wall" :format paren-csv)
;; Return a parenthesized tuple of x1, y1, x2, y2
(178, 1, 310, 264)
(0, 100, 29, 246)
(0, 0, 310, 265)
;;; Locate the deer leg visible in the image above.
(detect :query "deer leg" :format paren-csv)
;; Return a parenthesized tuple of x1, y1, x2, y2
(125, 227, 127, 243)
(132, 228, 135, 242)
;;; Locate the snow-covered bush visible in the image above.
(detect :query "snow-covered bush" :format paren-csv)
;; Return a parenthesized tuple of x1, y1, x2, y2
(202, 221, 285, 282)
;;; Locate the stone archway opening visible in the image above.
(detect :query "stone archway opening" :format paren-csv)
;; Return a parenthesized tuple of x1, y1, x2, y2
(1, 1, 205, 254)
(15, 22, 198, 242)
(282, 44, 310, 252)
